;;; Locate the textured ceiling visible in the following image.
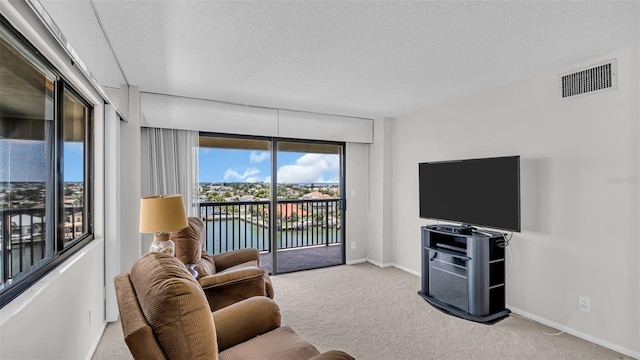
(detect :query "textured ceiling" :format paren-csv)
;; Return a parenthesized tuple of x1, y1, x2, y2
(40, 1, 639, 119)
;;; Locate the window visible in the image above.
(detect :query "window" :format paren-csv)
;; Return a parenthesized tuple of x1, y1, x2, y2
(61, 88, 91, 248)
(0, 17, 93, 307)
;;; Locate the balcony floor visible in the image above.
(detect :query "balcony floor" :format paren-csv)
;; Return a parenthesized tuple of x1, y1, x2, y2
(259, 243, 343, 274)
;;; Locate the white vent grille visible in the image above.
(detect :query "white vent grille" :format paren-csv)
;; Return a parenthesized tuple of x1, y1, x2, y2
(559, 59, 617, 99)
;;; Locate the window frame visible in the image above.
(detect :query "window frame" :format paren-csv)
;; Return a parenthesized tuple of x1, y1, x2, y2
(57, 82, 94, 252)
(0, 15, 94, 308)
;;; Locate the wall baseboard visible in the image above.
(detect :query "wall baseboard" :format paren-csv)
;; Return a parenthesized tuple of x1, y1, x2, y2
(389, 263, 420, 277)
(86, 321, 107, 360)
(507, 306, 639, 359)
(363, 259, 421, 277)
(346, 258, 368, 265)
(365, 258, 393, 268)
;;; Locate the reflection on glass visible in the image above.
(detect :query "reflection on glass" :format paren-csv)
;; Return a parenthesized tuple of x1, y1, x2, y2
(62, 91, 87, 245)
(0, 33, 56, 279)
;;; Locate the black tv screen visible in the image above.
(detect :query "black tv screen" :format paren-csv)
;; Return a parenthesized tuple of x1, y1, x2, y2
(419, 155, 521, 232)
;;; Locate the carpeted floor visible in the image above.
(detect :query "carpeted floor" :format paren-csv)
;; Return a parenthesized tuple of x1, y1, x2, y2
(93, 263, 631, 360)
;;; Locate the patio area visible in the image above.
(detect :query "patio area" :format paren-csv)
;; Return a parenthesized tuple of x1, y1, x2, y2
(259, 243, 343, 274)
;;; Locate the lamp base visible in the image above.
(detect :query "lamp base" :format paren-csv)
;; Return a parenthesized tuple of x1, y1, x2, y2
(149, 233, 175, 256)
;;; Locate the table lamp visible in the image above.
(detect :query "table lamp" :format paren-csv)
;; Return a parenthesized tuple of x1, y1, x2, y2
(139, 194, 188, 256)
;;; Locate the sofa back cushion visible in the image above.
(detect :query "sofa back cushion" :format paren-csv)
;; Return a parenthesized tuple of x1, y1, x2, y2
(130, 252, 219, 360)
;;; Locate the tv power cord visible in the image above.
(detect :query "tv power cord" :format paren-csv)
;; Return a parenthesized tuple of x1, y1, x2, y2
(510, 309, 579, 337)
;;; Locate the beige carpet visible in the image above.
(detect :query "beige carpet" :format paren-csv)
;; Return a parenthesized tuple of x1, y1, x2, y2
(93, 263, 630, 360)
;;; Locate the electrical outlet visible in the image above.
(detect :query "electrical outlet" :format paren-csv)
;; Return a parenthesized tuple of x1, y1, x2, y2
(579, 296, 590, 312)
(350, 241, 356, 250)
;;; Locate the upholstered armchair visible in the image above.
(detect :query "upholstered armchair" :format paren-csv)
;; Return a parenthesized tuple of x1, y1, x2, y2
(114, 252, 354, 360)
(170, 217, 274, 312)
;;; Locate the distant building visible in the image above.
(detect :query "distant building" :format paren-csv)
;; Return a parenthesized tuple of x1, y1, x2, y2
(264, 203, 307, 218)
(3, 214, 45, 239)
(302, 191, 332, 200)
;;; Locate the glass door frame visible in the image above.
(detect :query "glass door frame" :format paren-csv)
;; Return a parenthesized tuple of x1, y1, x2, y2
(197, 132, 346, 275)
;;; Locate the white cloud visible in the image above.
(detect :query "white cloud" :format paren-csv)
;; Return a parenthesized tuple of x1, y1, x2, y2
(250, 151, 270, 163)
(224, 167, 261, 182)
(277, 154, 339, 183)
(244, 176, 265, 183)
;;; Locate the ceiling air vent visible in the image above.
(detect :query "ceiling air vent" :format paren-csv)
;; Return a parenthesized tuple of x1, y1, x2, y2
(559, 59, 617, 99)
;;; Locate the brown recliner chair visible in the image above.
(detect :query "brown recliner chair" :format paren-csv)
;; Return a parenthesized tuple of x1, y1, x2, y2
(171, 217, 274, 312)
(114, 252, 354, 360)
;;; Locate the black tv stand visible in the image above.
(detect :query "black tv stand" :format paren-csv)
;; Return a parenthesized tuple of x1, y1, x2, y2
(418, 225, 510, 324)
(435, 224, 473, 235)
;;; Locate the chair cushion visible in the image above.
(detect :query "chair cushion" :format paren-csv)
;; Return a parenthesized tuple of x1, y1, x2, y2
(218, 326, 320, 360)
(172, 216, 205, 265)
(130, 252, 218, 360)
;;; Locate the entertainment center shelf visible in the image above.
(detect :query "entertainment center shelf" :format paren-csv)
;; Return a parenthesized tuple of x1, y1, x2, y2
(418, 225, 510, 324)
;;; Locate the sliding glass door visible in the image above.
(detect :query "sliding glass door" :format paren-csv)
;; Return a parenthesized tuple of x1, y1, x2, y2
(198, 135, 272, 260)
(198, 134, 345, 274)
(272, 140, 345, 273)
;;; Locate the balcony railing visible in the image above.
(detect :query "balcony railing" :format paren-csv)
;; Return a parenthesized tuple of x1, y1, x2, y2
(198, 199, 342, 254)
(1, 200, 341, 282)
(1, 208, 46, 283)
(1, 207, 83, 283)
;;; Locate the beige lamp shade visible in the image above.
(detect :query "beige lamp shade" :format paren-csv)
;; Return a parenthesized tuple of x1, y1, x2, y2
(139, 194, 189, 233)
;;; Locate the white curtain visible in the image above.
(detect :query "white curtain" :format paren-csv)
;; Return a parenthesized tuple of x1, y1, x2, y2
(147, 128, 199, 217)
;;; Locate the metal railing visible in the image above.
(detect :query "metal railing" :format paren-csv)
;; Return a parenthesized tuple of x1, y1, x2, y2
(1, 208, 46, 282)
(198, 199, 342, 254)
(1, 200, 341, 282)
(0, 207, 83, 283)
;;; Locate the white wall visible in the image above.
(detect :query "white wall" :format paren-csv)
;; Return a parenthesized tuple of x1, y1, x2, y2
(345, 142, 370, 263)
(104, 103, 121, 322)
(367, 118, 394, 267)
(0, 2, 108, 358)
(0, 240, 105, 359)
(389, 49, 639, 356)
(120, 87, 144, 271)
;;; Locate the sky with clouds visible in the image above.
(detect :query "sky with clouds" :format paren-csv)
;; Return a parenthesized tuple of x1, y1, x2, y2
(199, 148, 340, 184)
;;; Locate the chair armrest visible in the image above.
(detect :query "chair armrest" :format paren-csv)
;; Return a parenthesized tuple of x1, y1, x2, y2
(198, 267, 267, 312)
(212, 296, 281, 351)
(309, 351, 355, 360)
(198, 267, 265, 290)
(212, 248, 260, 271)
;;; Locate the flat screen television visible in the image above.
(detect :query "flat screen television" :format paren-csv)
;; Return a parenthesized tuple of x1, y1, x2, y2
(418, 155, 521, 232)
